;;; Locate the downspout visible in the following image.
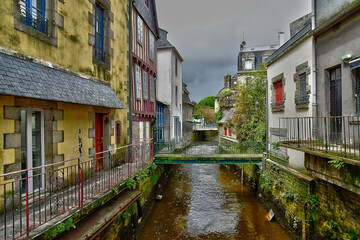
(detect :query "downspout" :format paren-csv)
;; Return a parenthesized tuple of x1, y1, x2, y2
(264, 78, 269, 172)
(129, 0, 133, 143)
(311, 0, 317, 118)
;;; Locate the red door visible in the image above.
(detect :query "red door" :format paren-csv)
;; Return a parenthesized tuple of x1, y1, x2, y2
(95, 113, 103, 171)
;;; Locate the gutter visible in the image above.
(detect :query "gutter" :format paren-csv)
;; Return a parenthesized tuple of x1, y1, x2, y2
(129, 0, 133, 142)
(311, 0, 317, 118)
(265, 78, 269, 172)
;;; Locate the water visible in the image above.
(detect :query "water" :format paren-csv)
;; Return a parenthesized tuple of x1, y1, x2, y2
(139, 143, 291, 240)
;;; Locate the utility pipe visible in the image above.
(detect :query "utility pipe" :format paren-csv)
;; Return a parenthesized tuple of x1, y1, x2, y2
(264, 78, 269, 172)
(129, 0, 133, 143)
(311, 0, 318, 118)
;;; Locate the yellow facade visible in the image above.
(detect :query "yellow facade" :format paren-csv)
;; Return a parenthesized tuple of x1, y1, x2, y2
(0, 0, 130, 168)
(0, 96, 15, 180)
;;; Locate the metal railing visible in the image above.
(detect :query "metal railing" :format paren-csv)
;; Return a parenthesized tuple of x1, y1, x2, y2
(20, 3, 49, 35)
(218, 141, 265, 155)
(95, 46, 106, 63)
(279, 116, 360, 158)
(0, 140, 154, 240)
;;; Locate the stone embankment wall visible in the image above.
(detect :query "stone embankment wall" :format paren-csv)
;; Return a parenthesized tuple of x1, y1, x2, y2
(97, 164, 169, 240)
(226, 155, 360, 240)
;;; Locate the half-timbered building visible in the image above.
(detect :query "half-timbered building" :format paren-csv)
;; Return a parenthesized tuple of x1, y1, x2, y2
(131, 0, 159, 143)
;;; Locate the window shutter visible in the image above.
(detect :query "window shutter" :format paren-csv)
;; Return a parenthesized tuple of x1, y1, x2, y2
(135, 65, 142, 100)
(275, 81, 283, 103)
(143, 70, 148, 100)
(150, 76, 155, 102)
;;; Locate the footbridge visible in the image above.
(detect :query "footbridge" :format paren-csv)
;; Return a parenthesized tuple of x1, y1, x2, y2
(154, 153, 263, 164)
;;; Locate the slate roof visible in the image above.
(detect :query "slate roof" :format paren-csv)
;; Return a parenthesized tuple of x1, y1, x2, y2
(265, 23, 311, 65)
(157, 28, 173, 48)
(133, 0, 159, 37)
(0, 52, 125, 109)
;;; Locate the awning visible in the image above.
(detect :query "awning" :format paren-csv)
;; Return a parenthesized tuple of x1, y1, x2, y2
(0, 52, 125, 109)
(350, 58, 360, 69)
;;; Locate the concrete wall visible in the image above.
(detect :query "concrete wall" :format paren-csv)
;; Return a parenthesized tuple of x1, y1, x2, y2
(316, 12, 360, 117)
(315, 0, 352, 26)
(267, 37, 313, 169)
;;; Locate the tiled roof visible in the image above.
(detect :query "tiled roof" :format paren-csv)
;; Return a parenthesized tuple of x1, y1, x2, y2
(0, 52, 125, 109)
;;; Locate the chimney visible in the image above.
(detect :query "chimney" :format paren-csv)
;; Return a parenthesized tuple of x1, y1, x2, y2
(224, 74, 231, 89)
(159, 28, 168, 40)
(279, 32, 285, 46)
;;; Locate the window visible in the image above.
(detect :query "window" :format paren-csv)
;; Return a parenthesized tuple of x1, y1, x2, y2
(229, 129, 232, 137)
(245, 59, 252, 70)
(175, 58, 178, 76)
(274, 81, 283, 105)
(95, 3, 105, 62)
(150, 76, 155, 102)
(135, 65, 142, 100)
(116, 121, 121, 144)
(224, 127, 227, 136)
(149, 32, 155, 61)
(143, 70, 148, 100)
(175, 86, 178, 106)
(137, 15, 143, 45)
(297, 74, 308, 103)
(20, 0, 48, 34)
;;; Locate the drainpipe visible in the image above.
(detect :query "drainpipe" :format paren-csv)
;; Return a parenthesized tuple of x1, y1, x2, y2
(264, 78, 269, 172)
(129, 0, 133, 143)
(311, 0, 317, 118)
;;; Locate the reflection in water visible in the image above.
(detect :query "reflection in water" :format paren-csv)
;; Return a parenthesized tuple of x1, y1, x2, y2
(139, 143, 290, 240)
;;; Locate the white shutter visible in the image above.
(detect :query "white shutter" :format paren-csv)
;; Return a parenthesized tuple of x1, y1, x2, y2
(143, 70, 148, 100)
(135, 65, 142, 100)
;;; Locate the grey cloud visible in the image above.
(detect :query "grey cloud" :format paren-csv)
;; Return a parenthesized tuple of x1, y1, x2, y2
(157, 0, 311, 102)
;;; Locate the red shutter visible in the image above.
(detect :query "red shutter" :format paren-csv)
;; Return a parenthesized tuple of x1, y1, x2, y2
(229, 129, 232, 136)
(224, 127, 227, 136)
(275, 81, 283, 104)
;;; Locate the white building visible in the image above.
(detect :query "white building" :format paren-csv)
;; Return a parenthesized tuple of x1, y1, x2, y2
(156, 28, 184, 143)
(265, 14, 313, 170)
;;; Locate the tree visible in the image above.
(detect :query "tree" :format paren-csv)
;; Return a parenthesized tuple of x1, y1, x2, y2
(231, 64, 267, 143)
(196, 106, 216, 122)
(193, 96, 215, 119)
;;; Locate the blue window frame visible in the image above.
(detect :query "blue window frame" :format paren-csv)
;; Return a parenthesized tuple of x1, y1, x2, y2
(20, 0, 48, 34)
(95, 3, 105, 62)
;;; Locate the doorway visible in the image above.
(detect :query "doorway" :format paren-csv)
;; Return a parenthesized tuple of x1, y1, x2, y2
(329, 66, 342, 141)
(20, 109, 45, 193)
(95, 113, 104, 171)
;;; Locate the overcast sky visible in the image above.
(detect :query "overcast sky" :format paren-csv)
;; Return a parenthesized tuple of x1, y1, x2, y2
(156, 0, 311, 103)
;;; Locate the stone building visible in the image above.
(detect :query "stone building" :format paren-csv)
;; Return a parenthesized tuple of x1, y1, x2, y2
(182, 82, 195, 142)
(0, 0, 129, 182)
(263, 2, 360, 238)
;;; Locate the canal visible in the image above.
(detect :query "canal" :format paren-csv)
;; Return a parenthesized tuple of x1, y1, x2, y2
(139, 143, 291, 240)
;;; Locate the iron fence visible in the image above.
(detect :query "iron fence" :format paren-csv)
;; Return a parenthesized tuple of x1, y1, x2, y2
(217, 141, 265, 155)
(279, 116, 360, 158)
(0, 140, 153, 240)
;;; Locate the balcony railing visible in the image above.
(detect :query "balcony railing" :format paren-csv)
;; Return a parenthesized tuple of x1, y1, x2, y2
(294, 95, 309, 104)
(278, 116, 360, 159)
(0, 140, 153, 240)
(95, 46, 105, 62)
(20, 3, 48, 35)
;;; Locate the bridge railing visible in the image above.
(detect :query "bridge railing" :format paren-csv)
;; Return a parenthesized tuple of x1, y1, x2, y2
(193, 123, 218, 130)
(218, 141, 265, 155)
(0, 139, 153, 240)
